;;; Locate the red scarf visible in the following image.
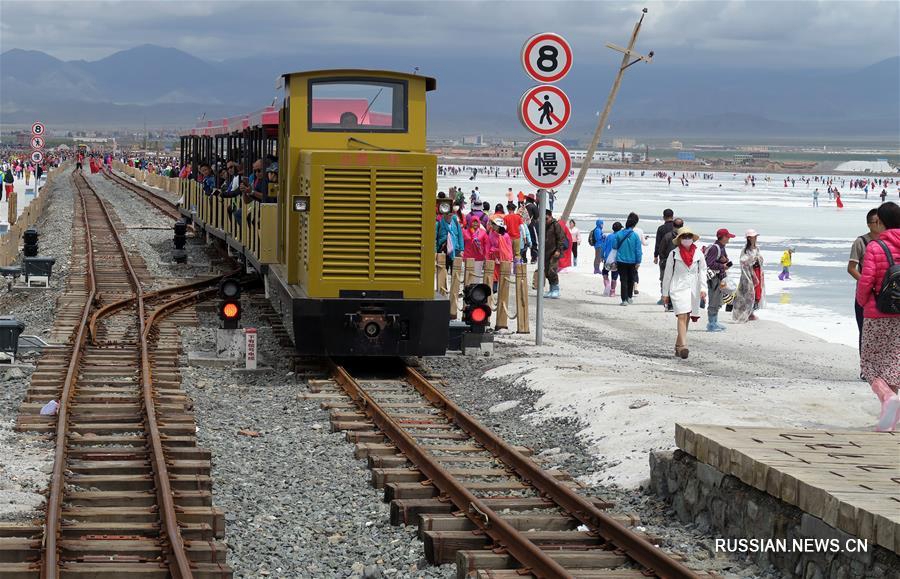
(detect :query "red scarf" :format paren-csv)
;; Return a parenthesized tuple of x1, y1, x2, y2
(679, 243, 696, 267)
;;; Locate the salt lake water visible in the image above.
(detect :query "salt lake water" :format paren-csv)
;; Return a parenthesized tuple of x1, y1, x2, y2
(439, 167, 898, 348)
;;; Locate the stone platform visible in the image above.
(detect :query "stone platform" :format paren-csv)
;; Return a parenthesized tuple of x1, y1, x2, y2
(674, 424, 899, 555)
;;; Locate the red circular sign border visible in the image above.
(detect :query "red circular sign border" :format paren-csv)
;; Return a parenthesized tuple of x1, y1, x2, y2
(519, 85, 572, 136)
(522, 32, 573, 83)
(31, 122, 45, 135)
(521, 138, 571, 189)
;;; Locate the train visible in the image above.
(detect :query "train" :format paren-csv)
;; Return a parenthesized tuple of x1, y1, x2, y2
(178, 69, 449, 357)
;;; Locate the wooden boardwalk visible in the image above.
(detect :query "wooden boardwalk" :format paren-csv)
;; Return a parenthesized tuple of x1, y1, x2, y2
(676, 424, 900, 555)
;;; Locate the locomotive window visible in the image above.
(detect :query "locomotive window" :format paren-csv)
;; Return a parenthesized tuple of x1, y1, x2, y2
(309, 79, 407, 132)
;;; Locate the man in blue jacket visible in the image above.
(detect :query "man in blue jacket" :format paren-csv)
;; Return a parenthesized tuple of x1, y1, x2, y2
(436, 206, 464, 272)
(589, 219, 606, 274)
(614, 212, 643, 305)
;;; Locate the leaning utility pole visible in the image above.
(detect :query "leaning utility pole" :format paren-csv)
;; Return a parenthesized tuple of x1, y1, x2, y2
(560, 8, 653, 223)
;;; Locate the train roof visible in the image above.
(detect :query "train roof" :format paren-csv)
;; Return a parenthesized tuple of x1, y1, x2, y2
(182, 106, 279, 138)
(181, 70, 436, 138)
(280, 69, 436, 91)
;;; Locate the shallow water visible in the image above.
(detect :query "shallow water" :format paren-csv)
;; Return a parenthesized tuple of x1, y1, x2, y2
(438, 168, 897, 347)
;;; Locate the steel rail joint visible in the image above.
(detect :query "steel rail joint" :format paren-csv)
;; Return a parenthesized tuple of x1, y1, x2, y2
(404, 367, 699, 579)
(329, 362, 574, 578)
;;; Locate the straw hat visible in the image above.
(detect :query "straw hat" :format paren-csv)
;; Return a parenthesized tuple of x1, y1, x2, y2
(676, 226, 700, 241)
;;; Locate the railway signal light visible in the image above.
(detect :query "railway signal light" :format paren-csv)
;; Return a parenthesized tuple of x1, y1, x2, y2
(23, 228, 39, 258)
(217, 278, 242, 329)
(173, 220, 187, 263)
(462, 283, 492, 333)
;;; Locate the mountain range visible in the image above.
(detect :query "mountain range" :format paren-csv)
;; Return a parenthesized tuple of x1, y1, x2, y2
(2, 44, 898, 139)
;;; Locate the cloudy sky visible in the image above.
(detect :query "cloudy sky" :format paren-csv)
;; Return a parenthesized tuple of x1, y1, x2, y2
(1, 0, 898, 70)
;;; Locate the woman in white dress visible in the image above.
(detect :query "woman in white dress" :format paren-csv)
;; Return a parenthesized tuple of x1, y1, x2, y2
(662, 227, 708, 359)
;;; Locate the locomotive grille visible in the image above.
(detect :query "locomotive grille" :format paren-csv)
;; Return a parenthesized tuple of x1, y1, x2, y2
(321, 167, 424, 281)
(373, 169, 424, 280)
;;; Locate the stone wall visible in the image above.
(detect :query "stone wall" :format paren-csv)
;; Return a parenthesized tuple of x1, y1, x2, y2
(649, 450, 899, 579)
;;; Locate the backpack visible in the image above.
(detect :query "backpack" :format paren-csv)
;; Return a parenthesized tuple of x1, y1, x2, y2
(874, 240, 900, 314)
(588, 229, 596, 246)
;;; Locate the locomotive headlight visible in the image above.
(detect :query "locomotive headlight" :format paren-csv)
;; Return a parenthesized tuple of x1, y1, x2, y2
(293, 196, 310, 212)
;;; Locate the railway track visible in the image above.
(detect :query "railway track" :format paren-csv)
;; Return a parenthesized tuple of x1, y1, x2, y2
(1, 170, 231, 578)
(314, 360, 705, 579)
(101, 168, 183, 223)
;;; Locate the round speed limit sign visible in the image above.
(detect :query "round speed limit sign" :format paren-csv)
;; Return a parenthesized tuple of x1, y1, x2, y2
(521, 33, 573, 83)
(31, 122, 45, 136)
(31, 150, 45, 164)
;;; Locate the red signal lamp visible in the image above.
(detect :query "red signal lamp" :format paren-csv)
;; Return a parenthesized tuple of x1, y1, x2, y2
(222, 302, 240, 319)
(469, 305, 489, 324)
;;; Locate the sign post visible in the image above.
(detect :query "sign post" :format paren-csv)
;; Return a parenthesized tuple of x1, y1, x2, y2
(560, 8, 653, 223)
(244, 328, 257, 370)
(535, 189, 548, 346)
(520, 33, 573, 346)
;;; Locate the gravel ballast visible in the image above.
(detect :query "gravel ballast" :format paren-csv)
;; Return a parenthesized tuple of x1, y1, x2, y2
(0, 169, 73, 521)
(180, 298, 456, 579)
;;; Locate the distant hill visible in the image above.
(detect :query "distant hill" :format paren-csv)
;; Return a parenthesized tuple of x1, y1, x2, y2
(2, 45, 897, 139)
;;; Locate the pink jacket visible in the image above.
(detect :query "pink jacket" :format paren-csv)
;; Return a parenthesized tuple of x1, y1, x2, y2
(463, 227, 487, 261)
(856, 228, 900, 319)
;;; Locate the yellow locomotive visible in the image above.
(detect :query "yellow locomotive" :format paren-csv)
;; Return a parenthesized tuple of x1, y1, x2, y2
(180, 69, 448, 356)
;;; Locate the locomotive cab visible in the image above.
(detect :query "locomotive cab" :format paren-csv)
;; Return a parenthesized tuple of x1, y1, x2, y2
(267, 69, 448, 356)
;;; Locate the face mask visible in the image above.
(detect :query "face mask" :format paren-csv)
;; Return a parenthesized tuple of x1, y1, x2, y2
(680, 238, 693, 248)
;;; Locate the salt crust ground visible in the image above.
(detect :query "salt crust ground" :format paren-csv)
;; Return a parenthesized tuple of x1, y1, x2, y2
(457, 264, 865, 489)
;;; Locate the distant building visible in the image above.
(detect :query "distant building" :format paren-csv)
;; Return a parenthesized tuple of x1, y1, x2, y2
(15, 132, 30, 146)
(462, 135, 483, 146)
(670, 140, 683, 150)
(570, 150, 632, 162)
(613, 138, 636, 149)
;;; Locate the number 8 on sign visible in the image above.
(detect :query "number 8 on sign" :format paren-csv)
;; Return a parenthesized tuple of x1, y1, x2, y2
(522, 33, 573, 83)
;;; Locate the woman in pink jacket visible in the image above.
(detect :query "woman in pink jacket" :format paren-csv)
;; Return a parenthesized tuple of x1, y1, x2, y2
(462, 218, 487, 262)
(855, 202, 900, 431)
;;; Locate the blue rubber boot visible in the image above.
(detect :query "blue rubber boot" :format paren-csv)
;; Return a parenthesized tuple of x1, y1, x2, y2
(707, 313, 726, 332)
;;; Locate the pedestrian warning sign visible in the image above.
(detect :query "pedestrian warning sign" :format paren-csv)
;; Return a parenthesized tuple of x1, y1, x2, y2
(521, 138, 571, 189)
(519, 85, 571, 136)
(521, 32, 573, 83)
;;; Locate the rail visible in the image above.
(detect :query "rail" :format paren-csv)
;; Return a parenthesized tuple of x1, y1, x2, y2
(41, 170, 194, 579)
(329, 361, 700, 578)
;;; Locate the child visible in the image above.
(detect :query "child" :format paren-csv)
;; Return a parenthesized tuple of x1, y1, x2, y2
(601, 221, 623, 296)
(779, 247, 794, 281)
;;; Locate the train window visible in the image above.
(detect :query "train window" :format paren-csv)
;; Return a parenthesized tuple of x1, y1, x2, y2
(308, 78, 407, 132)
